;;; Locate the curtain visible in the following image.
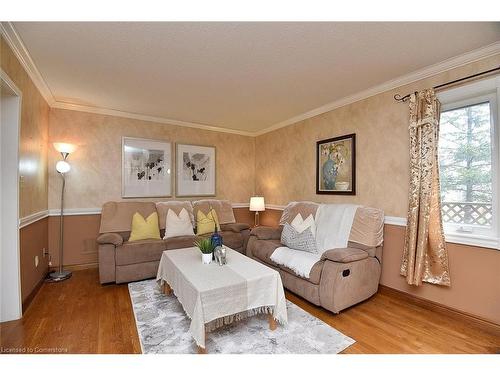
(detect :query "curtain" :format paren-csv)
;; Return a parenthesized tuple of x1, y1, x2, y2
(400, 89, 451, 286)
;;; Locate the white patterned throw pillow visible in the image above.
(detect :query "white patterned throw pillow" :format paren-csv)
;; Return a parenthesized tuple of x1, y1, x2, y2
(290, 213, 316, 237)
(281, 223, 318, 253)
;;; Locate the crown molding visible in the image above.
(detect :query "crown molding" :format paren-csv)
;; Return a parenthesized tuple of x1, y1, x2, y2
(51, 101, 255, 136)
(0, 21, 254, 137)
(0, 22, 55, 106)
(3, 20, 499, 138)
(254, 41, 500, 136)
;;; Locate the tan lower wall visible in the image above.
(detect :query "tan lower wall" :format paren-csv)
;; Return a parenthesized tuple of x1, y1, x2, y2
(47, 207, 255, 267)
(20, 218, 49, 303)
(259, 209, 500, 325)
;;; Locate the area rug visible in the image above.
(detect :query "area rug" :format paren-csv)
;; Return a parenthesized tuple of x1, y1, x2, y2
(128, 279, 355, 354)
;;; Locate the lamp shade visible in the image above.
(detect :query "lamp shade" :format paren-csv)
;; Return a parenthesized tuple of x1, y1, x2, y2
(56, 160, 71, 174)
(53, 142, 76, 154)
(249, 196, 265, 212)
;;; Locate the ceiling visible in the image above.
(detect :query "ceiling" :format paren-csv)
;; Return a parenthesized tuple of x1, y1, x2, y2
(11, 22, 500, 133)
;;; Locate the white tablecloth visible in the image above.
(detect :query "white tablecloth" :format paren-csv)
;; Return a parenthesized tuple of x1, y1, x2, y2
(156, 247, 288, 348)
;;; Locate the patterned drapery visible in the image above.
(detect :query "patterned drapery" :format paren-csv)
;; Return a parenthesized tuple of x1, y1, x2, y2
(400, 89, 451, 286)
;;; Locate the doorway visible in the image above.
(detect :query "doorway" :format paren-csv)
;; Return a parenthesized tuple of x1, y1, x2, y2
(0, 69, 22, 322)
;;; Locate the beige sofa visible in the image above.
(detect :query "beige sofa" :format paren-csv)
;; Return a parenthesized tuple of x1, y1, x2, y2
(97, 199, 250, 284)
(246, 202, 384, 313)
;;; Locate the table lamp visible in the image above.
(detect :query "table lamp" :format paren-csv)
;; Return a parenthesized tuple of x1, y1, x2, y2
(249, 196, 265, 227)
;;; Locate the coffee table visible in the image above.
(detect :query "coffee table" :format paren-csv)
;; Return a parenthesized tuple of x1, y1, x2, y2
(156, 246, 287, 353)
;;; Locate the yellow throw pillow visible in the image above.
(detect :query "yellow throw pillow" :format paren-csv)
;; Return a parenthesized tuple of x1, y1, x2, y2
(128, 212, 161, 242)
(196, 208, 220, 235)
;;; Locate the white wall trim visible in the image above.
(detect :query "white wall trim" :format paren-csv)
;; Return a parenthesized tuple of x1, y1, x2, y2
(254, 42, 500, 136)
(231, 203, 250, 208)
(19, 210, 49, 229)
(265, 204, 286, 210)
(24, 205, 499, 250)
(2, 21, 499, 138)
(384, 216, 407, 227)
(48, 207, 102, 216)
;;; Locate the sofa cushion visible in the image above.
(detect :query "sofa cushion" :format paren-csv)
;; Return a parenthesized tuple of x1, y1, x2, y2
(100, 201, 157, 233)
(252, 239, 282, 265)
(193, 199, 236, 224)
(220, 231, 243, 249)
(251, 226, 282, 240)
(156, 201, 194, 229)
(164, 235, 199, 250)
(220, 223, 250, 233)
(321, 247, 369, 263)
(279, 260, 324, 285)
(115, 239, 167, 266)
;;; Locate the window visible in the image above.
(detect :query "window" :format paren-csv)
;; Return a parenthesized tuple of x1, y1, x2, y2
(438, 77, 499, 249)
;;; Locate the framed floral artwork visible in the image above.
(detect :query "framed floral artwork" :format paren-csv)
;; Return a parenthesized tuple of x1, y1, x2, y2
(316, 133, 356, 195)
(176, 143, 216, 197)
(122, 137, 172, 198)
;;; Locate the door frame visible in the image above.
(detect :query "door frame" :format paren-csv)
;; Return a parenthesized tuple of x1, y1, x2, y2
(1, 68, 22, 322)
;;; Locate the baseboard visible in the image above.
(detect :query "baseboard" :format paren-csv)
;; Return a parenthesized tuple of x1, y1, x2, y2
(378, 285, 500, 335)
(22, 271, 48, 313)
(49, 262, 99, 272)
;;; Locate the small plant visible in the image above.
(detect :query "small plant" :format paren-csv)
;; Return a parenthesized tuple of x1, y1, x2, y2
(194, 238, 215, 254)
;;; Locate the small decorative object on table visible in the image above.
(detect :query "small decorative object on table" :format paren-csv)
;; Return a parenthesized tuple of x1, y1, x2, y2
(210, 228, 223, 260)
(214, 246, 227, 266)
(194, 238, 215, 264)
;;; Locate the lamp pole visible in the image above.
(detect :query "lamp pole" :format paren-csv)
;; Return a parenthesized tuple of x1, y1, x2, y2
(47, 151, 72, 282)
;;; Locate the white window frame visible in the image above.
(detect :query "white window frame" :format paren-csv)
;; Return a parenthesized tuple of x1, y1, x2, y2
(437, 76, 500, 250)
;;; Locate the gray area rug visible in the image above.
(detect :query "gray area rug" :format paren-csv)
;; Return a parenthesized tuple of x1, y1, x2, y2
(128, 279, 355, 354)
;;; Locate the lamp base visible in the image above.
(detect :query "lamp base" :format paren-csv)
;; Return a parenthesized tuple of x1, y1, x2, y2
(46, 270, 72, 283)
(254, 211, 260, 227)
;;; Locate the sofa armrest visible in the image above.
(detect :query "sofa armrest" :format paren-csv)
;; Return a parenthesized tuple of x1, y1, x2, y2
(97, 233, 123, 246)
(250, 226, 283, 240)
(220, 223, 251, 233)
(321, 247, 369, 263)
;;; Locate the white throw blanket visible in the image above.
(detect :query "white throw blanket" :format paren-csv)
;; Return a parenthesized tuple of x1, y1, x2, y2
(271, 204, 359, 278)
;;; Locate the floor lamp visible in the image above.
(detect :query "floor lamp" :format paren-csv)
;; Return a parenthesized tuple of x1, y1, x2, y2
(47, 143, 75, 282)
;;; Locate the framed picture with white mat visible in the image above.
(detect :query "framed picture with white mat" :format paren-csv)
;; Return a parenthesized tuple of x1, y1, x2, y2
(176, 143, 216, 197)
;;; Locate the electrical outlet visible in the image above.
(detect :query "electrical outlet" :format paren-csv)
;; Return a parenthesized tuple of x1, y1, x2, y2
(34, 255, 39, 268)
(42, 247, 49, 257)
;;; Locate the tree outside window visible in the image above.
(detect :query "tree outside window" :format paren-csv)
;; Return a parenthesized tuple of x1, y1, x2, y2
(439, 102, 493, 227)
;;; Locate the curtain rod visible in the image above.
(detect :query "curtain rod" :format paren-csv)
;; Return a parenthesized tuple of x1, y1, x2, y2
(393, 65, 500, 103)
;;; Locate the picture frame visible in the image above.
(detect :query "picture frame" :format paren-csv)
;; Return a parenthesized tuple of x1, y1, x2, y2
(122, 137, 172, 198)
(316, 133, 356, 195)
(176, 143, 216, 197)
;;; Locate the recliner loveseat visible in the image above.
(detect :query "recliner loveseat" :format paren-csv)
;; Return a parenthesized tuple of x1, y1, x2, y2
(246, 201, 384, 313)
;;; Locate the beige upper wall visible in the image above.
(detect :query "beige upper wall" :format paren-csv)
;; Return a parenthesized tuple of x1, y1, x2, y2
(1, 36, 49, 218)
(255, 54, 500, 217)
(48, 108, 255, 210)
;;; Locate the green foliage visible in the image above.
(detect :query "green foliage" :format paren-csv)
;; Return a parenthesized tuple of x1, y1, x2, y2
(194, 238, 215, 254)
(439, 102, 492, 203)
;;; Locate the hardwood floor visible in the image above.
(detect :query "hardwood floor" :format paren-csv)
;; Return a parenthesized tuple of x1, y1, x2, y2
(1, 268, 499, 354)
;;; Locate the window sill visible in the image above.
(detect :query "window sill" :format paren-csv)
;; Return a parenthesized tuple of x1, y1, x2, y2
(444, 232, 499, 250)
